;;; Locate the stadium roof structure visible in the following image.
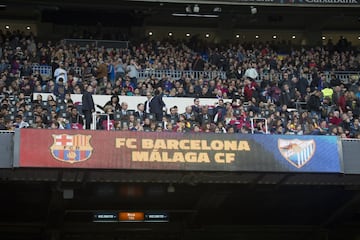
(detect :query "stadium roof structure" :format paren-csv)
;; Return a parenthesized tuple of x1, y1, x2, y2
(1, 0, 360, 30)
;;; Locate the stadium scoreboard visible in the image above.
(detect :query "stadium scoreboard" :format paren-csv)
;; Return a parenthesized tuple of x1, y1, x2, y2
(93, 211, 169, 223)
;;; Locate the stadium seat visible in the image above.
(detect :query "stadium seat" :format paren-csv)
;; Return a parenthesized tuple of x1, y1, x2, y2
(9, 105, 16, 112)
(114, 112, 122, 121)
(42, 101, 48, 108)
(58, 103, 67, 112)
(60, 112, 69, 119)
(234, 109, 240, 116)
(147, 113, 156, 121)
(25, 111, 33, 118)
(28, 119, 34, 125)
(127, 110, 135, 116)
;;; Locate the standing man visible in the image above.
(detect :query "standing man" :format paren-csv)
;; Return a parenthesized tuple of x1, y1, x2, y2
(150, 89, 166, 122)
(82, 85, 95, 130)
(144, 91, 153, 115)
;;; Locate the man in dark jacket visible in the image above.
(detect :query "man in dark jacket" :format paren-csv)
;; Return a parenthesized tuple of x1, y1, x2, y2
(280, 83, 296, 108)
(150, 89, 166, 122)
(307, 90, 322, 119)
(82, 85, 95, 129)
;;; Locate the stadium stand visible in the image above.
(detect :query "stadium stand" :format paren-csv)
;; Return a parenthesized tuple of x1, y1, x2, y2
(0, 30, 360, 138)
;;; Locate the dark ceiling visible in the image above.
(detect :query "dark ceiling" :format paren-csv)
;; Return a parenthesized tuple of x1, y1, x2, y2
(1, 0, 360, 30)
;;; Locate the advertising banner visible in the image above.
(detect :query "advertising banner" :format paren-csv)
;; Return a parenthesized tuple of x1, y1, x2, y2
(15, 129, 343, 173)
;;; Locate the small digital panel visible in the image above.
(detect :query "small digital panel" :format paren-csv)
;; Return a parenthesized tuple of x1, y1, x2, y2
(144, 213, 169, 222)
(93, 211, 169, 223)
(119, 212, 145, 222)
(93, 212, 118, 222)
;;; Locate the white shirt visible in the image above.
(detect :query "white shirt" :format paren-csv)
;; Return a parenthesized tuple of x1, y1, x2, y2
(54, 67, 68, 84)
(145, 97, 153, 114)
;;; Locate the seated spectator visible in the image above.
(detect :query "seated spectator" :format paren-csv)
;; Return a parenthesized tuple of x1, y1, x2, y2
(97, 95, 121, 112)
(68, 107, 84, 129)
(182, 106, 196, 122)
(32, 115, 46, 129)
(134, 103, 145, 123)
(329, 110, 342, 126)
(119, 101, 130, 121)
(0, 114, 7, 130)
(142, 117, 152, 131)
(98, 105, 115, 130)
(13, 114, 29, 128)
(50, 120, 61, 129)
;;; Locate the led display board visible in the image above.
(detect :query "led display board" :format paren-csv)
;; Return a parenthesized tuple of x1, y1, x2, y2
(15, 129, 343, 173)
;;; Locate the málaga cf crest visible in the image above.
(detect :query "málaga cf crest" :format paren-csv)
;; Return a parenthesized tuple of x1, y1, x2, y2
(278, 139, 316, 168)
(50, 134, 93, 164)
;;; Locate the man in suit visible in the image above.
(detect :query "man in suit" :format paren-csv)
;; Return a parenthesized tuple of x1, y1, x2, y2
(196, 105, 214, 126)
(191, 98, 201, 114)
(144, 91, 153, 114)
(134, 103, 146, 123)
(166, 106, 180, 126)
(150, 89, 166, 122)
(82, 85, 95, 129)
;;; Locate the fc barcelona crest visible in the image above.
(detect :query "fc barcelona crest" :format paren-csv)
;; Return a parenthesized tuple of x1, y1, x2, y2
(278, 139, 316, 168)
(50, 134, 93, 164)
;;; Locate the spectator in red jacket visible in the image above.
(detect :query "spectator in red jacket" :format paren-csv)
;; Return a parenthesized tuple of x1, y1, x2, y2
(243, 78, 258, 101)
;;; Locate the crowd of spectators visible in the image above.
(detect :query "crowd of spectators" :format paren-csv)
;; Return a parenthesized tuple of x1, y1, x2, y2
(0, 29, 360, 138)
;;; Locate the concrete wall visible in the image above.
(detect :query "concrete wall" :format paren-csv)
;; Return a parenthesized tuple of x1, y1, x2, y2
(342, 140, 360, 174)
(0, 132, 14, 168)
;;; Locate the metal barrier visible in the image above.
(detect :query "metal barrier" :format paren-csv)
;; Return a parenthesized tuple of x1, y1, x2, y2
(92, 112, 113, 131)
(79, 69, 359, 83)
(254, 71, 359, 84)
(295, 102, 307, 111)
(63, 39, 129, 49)
(0, 130, 15, 134)
(250, 117, 269, 134)
(69, 66, 82, 77)
(342, 138, 360, 142)
(30, 65, 359, 84)
(1, 65, 41, 78)
(332, 71, 360, 83)
(32, 64, 52, 79)
(137, 69, 227, 80)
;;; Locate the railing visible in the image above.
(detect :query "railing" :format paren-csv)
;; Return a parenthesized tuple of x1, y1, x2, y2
(23, 65, 359, 84)
(137, 69, 227, 80)
(342, 138, 360, 142)
(2, 62, 357, 82)
(253, 71, 359, 84)
(69, 66, 82, 77)
(0, 131, 15, 134)
(92, 112, 113, 131)
(32, 64, 53, 78)
(63, 39, 129, 49)
(250, 117, 269, 134)
(331, 71, 360, 83)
